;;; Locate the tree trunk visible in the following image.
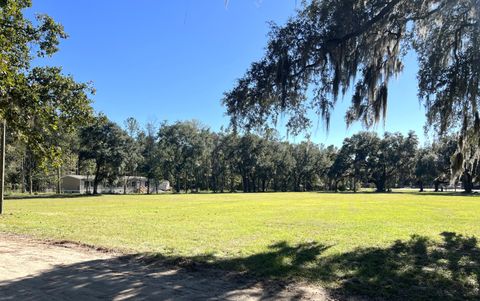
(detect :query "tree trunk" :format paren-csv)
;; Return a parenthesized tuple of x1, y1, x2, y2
(175, 174, 180, 193)
(56, 166, 61, 194)
(242, 175, 248, 193)
(463, 171, 473, 193)
(375, 167, 388, 193)
(212, 175, 217, 193)
(0, 120, 5, 214)
(230, 176, 235, 193)
(419, 181, 424, 192)
(184, 173, 188, 194)
(93, 163, 101, 195)
(375, 178, 386, 193)
(21, 152, 26, 193)
(93, 179, 98, 195)
(195, 174, 199, 193)
(221, 174, 225, 193)
(29, 169, 33, 194)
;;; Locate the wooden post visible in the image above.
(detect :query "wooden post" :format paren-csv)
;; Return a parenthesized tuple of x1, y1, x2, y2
(0, 120, 5, 214)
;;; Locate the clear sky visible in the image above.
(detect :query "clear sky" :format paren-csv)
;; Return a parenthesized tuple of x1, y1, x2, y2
(28, 0, 429, 146)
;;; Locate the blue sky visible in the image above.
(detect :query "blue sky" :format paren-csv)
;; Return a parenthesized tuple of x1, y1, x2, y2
(28, 0, 429, 146)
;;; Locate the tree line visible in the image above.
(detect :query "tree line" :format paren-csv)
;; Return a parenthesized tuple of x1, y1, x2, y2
(1, 0, 478, 201)
(223, 0, 480, 194)
(4, 115, 472, 194)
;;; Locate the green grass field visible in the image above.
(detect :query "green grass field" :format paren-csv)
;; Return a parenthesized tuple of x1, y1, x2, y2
(1, 192, 480, 300)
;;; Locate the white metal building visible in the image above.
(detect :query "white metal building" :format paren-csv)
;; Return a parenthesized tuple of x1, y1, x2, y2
(61, 175, 151, 194)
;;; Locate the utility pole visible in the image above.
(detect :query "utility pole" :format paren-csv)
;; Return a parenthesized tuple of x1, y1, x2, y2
(0, 120, 5, 214)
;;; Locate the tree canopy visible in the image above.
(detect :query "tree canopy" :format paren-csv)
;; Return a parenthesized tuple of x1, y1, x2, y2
(223, 0, 479, 183)
(0, 0, 94, 212)
(0, 0, 93, 164)
(3, 114, 465, 193)
(79, 116, 131, 194)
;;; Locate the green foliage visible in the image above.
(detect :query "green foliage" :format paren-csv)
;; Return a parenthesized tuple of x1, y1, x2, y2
(79, 116, 131, 194)
(0, 0, 66, 77)
(331, 131, 418, 192)
(223, 0, 480, 179)
(121, 117, 143, 192)
(415, 136, 458, 191)
(137, 121, 159, 191)
(210, 131, 238, 192)
(370, 131, 419, 191)
(0, 0, 93, 172)
(157, 121, 212, 193)
(5, 117, 470, 193)
(415, 147, 438, 190)
(290, 141, 326, 191)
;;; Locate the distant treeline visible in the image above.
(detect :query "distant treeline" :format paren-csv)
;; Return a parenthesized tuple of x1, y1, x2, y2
(5, 116, 472, 194)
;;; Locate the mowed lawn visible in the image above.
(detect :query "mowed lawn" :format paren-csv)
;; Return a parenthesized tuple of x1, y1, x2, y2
(1, 192, 480, 300)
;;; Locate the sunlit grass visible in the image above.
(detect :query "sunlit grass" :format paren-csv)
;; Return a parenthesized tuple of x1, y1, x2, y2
(1, 192, 479, 256)
(1, 192, 479, 299)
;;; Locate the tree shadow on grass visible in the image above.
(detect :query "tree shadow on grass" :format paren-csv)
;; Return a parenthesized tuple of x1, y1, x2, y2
(189, 232, 478, 300)
(1, 233, 479, 300)
(315, 232, 480, 300)
(199, 233, 479, 300)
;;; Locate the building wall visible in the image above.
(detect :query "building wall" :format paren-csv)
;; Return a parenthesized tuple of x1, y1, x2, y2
(62, 176, 166, 194)
(62, 177, 81, 193)
(98, 178, 148, 194)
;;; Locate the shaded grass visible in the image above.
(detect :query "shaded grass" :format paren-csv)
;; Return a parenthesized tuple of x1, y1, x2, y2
(1, 192, 480, 299)
(202, 232, 480, 300)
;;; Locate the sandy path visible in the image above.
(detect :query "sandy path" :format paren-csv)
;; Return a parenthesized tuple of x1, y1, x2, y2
(0, 234, 330, 300)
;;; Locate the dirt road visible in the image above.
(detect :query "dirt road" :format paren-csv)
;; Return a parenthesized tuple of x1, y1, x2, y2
(0, 234, 329, 300)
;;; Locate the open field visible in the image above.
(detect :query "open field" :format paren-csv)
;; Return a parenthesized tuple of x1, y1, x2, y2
(1, 192, 480, 300)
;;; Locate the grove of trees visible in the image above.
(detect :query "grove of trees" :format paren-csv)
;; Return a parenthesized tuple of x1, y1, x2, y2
(224, 0, 480, 194)
(3, 116, 470, 194)
(1, 0, 479, 208)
